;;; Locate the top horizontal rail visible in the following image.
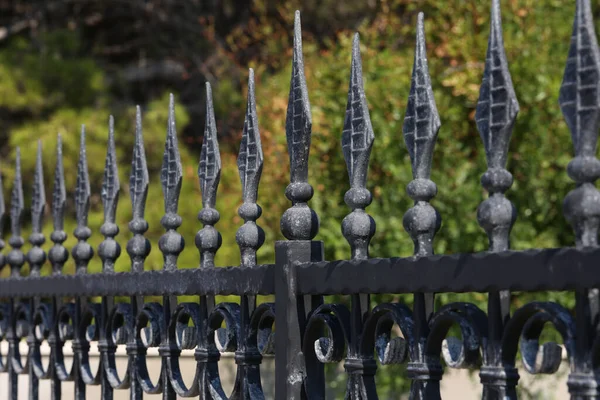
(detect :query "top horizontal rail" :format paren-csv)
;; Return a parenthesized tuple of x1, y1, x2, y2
(295, 247, 600, 295)
(2, 247, 600, 298)
(0, 263, 275, 297)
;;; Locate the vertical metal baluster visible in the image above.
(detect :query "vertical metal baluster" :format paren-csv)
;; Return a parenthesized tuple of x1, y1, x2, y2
(559, 0, 600, 397)
(158, 94, 184, 400)
(340, 33, 377, 400)
(402, 13, 443, 400)
(275, 10, 324, 400)
(48, 135, 68, 400)
(126, 107, 151, 400)
(7, 148, 25, 400)
(195, 82, 222, 397)
(27, 141, 47, 400)
(232, 69, 266, 398)
(475, 1, 520, 398)
(72, 126, 94, 400)
(98, 116, 121, 400)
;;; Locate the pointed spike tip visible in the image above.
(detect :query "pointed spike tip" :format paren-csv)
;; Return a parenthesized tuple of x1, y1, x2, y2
(353, 32, 360, 51)
(416, 12, 425, 46)
(168, 94, 175, 126)
(80, 125, 86, 148)
(247, 69, 255, 100)
(294, 11, 302, 53)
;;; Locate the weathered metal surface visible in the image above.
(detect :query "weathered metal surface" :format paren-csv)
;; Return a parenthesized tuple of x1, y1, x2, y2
(0, 5, 599, 400)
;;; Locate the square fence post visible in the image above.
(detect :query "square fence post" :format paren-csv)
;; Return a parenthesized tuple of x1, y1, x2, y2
(275, 240, 323, 400)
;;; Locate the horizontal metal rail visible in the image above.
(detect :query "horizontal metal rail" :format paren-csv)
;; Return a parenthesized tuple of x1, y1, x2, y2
(296, 247, 600, 295)
(0, 264, 275, 297)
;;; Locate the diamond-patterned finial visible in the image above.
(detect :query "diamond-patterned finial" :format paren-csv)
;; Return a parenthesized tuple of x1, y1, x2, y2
(130, 106, 150, 221)
(31, 141, 46, 233)
(49, 135, 68, 275)
(238, 69, 263, 204)
(560, 0, 600, 248)
(75, 126, 91, 228)
(159, 94, 184, 271)
(402, 12, 441, 257)
(199, 82, 222, 208)
(127, 106, 151, 273)
(52, 135, 66, 232)
(7, 147, 25, 277)
(280, 10, 319, 241)
(73, 126, 94, 274)
(196, 82, 222, 268)
(559, 0, 600, 158)
(161, 94, 183, 214)
(342, 33, 375, 189)
(403, 12, 441, 180)
(476, 0, 519, 170)
(236, 69, 265, 268)
(287, 10, 312, 184)
(99, 116, 121, 272)
(102, 116, 120, 223)
(10, 148, 24, 238)
(28, 141, 47, 276)
(341, 33, 376, 260)
(475, 0, 518, 253)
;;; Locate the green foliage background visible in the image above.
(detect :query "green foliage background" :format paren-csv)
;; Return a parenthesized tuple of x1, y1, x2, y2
(0, 0, 597, 397)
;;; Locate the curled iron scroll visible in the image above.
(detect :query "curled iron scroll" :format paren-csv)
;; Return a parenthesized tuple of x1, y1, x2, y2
(165, 302, 202, 397)
(53, 303, 76, 382)
(30, 302, 54, 379)
(10, 302, 30, 375)
(502, 302, 575, 374)
(78, 302, 102, 385)
(0, 303, 8, 372)
(198, 302, 242, 398)
(248, 302, 275, 356)
(102, 303, 135, 389)
(425, 302, 487, 369)
(134, 302, 164, 394)
(360, 303, 414, 365)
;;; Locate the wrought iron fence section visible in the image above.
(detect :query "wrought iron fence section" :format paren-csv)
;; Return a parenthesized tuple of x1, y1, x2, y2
(0, 1, 599, 399)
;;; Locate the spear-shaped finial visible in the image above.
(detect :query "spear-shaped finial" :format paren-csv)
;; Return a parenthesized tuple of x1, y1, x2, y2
(7, 147, 24, 277)
(280, 10, 319, 241)
(27, 141, 47, 276)
(49, 135, 68, 275)
(101, 116, 120, 223)
(72, 126, 94, 274)
(238, 69, 263, 204)
(161, 94, 183, 214)
(341, 33, 375, 260)
(402, 12, 441, 257)
(236, 69, 265, 267)
(196, 82, 222, 268)
(560, 0, 600, 248)
(99, 116, 121, 272)
(127, 106, 151, 272)
(475, 0, 519, 252)
(159, 94, 184, 270)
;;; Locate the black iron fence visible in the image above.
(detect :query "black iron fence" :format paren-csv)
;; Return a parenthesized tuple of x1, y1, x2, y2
(0, 0, 599, 399)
